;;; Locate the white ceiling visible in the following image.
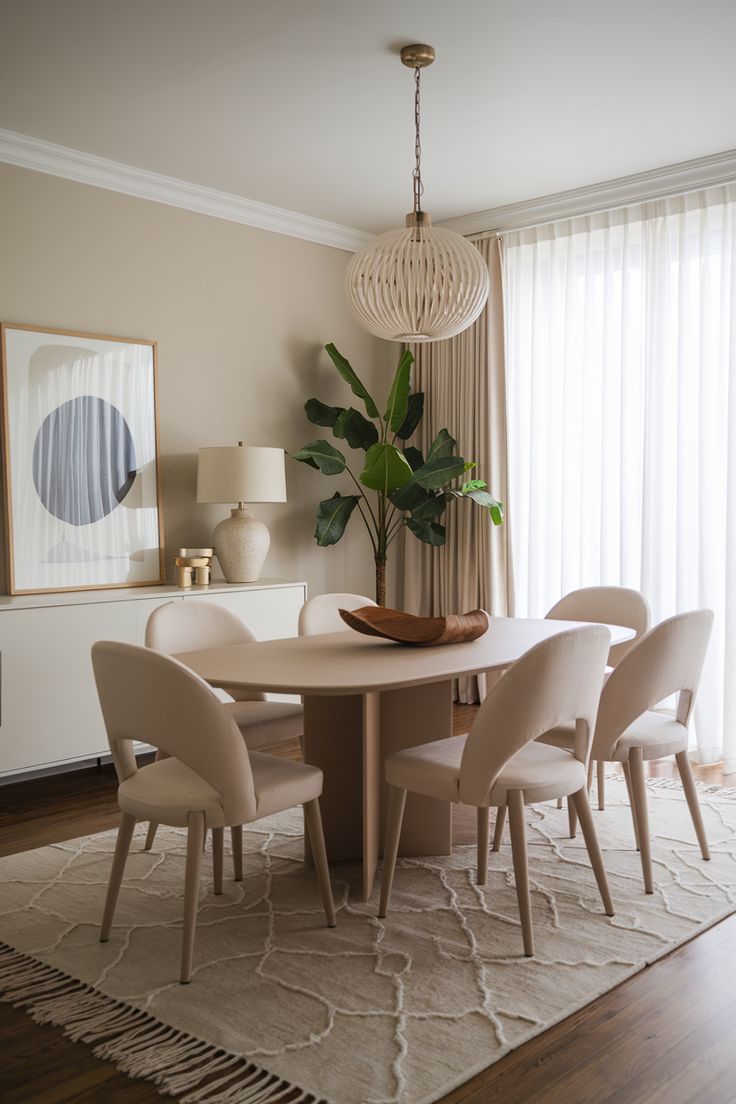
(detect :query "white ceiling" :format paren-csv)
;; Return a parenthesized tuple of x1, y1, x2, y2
(1, 0, 735, 234)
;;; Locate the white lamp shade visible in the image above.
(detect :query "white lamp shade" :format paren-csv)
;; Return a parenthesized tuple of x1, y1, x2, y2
(197, 445, 287, 504)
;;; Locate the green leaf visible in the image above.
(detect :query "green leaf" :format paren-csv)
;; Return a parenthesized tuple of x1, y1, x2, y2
(389, 481, 431, 512)
(360, 442, 413, 494)
(414, 454, 470, 490)
(456, 487, 505, 526)
(315, 493, 360, 546)
(406, 518, 446, 546)
(384, 349, 413, 432)
(411, 494, 447, 522)
(325, 343, 379, 419)
(333, 407, 379, 450)
(426, 428, 456, 461)
(403, 446, 424, 471)
(304, 398, 344, 428)
(461, 479, 487, 493)
(396, 392, 425, 440)
(292, 439, 346, 475)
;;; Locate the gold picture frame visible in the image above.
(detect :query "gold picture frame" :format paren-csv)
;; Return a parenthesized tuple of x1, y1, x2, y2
(1, 322, 165, 594)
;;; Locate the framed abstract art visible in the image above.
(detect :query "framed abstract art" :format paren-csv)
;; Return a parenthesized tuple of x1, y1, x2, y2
(1, 323, 165, 594)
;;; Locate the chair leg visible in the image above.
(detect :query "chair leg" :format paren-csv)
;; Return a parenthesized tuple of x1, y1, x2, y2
(212, 827, 224, 895)
(181, 812, 205, 984)
(231, 825, 243, 881)
(675, 750, 711, 861)
(556, 797, 563, 810)
(378, 786, 407, 918)
(567, 797, 578, 838)
(587, 758, 594, 795)
(628, 748, 654, 893)
(143, 821, 158, 851)
(100, 812, 137, 942)
(304, 798, 337, 927)
(476, 807, 491, 885)
(571, 787, 614, 916)
(622, 761, 641, 850)
(597, 760, 606, 811)
(492, 805, 507, 851)
(507, 790, 534, 956)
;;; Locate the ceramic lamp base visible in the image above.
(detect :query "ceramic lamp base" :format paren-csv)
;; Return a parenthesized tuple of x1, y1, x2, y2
(213, 508, 270, 583)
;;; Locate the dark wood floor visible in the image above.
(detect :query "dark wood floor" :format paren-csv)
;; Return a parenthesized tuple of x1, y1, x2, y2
(2, 710, 736, 1104)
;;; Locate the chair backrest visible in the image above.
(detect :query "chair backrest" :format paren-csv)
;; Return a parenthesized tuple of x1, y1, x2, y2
(459, 625, 610, 806)
(145, 600, 263, 701)
(592, 609, 714, 761)
(298, 593, 376, 636)
(545, 586, 650, 667)
(91, 641, 257, 826)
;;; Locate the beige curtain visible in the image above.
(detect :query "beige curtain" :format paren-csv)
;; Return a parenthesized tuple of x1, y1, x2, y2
(400, 236, 514, 701)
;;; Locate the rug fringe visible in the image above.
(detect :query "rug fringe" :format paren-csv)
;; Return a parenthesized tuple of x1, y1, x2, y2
(0, 943, 324, 1103)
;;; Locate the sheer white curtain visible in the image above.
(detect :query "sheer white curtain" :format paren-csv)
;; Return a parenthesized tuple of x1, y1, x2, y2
(503, 184, 736, 768)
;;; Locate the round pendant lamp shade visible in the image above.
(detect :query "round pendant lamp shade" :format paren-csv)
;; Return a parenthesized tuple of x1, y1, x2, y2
(345, 223, 489, 343)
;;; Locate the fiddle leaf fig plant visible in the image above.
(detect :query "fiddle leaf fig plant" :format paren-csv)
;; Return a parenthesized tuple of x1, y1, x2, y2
(293, 343, 504, 606)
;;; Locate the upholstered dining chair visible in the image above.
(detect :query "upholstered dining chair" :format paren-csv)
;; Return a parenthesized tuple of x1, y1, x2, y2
(92, 641, 336, 984)
(545, 586, 650, 812)
(378, 625, 613, 956)
(298, 592, 376, 636)
(539, 609, 714, 893)
(144, 600, 304, 858)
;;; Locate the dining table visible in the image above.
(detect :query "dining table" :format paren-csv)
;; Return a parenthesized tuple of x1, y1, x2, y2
(175, 616, 635, 899)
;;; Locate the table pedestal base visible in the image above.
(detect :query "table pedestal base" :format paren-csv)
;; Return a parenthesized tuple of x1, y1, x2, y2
(303, 680, 454, 899)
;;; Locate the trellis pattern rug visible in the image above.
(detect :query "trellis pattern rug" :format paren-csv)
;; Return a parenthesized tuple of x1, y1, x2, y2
(1, 778, 736, 1104)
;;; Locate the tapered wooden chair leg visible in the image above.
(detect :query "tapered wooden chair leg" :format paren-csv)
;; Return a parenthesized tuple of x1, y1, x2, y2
(622, 761, 641, 850)
(597, 760, 606, 810)
(378, 787, 407, 918)
(492, 805, 507, 851)
(477, 807, 490, 885)
(587, 758, 594, 795)
(181, 812, 205, 984)
(212, 827, 224, 895)
(231, 825, 243, 881)
(100, 812, 137, 941)
(628, 748, 653, 893)
(304, 798, 336, 927)
(568, 798, 578, 838)
(143, 821, 158, 851)
(675, 750, 711, 860)
(508, 790, 534, 956)
(571, 787, 614, 915)
(556, 798, 563, 809)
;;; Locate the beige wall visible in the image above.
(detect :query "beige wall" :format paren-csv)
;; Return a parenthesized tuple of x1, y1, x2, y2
(0, 163, 395, 602)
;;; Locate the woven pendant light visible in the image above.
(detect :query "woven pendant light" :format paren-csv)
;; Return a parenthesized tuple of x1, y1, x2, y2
(345, 45, 489, 344)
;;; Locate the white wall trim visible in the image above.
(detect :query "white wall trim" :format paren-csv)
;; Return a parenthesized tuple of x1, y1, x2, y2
(0, 128, 373, 253)
(437, 148, 736, 237)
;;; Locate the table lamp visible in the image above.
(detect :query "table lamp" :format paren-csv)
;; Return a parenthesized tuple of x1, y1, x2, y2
(197, 442, 287, 582)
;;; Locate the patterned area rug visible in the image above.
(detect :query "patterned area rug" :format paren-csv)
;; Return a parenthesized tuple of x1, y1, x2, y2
(1, 778, 736, 1104)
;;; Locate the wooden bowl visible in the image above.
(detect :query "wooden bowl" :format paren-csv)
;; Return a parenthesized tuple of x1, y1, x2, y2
(338, 605, 489, 647)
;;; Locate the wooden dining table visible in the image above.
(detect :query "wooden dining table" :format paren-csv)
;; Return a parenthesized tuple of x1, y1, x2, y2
(175, 616, 634, 899)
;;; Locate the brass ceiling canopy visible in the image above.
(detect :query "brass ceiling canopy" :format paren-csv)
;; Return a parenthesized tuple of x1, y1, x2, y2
(400, 44, 436, 68)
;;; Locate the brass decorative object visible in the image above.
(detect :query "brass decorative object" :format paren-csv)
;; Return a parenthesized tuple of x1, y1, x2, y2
(175, 547, 214, 588)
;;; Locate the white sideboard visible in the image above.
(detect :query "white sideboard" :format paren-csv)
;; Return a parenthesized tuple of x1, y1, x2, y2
(0, 579, 307, 778)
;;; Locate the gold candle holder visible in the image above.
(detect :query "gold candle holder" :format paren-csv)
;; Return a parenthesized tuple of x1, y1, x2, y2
(175, 548, 214, 588)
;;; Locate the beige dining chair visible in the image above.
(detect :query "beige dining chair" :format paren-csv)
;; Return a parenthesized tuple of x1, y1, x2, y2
(378, 625, 613, 956)
(546, 586, 650, 812)
(298, 592, 376, 636)
(92, 641, 336, 984)
(144, 600, 304, 858)
(539, 609, 713, 893)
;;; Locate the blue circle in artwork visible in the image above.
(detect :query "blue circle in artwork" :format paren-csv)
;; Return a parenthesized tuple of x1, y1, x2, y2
(32, 396, 137, 526)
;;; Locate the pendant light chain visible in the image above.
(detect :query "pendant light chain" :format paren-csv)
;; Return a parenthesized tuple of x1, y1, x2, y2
(412, 66, 423, 215)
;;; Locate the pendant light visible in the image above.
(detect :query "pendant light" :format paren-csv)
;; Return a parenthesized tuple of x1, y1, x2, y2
(345, 44, 489, 344)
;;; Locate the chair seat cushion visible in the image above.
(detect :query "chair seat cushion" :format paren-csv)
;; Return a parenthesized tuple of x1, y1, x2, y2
(249, 752, 323, 818)
(386, 735, 586, 807)
(541, 710, 688, 761)
(119, 758, 226, 828)
(227, 700, 304, 750)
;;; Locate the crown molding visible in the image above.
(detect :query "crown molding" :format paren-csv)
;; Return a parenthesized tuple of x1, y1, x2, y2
(437, 148, 736, 237)
(0, 128, 374, 252)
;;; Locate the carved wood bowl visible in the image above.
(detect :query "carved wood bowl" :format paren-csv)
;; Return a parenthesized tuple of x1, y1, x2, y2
(338, 605, 489, 647)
